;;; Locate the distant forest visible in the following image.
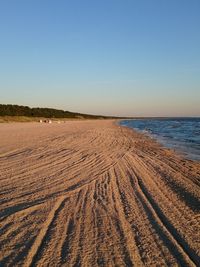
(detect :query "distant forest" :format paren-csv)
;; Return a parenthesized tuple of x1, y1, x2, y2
(0, 104, 108, 119)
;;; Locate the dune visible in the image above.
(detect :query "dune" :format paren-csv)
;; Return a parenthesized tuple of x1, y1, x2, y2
(0, 120, 200, 266)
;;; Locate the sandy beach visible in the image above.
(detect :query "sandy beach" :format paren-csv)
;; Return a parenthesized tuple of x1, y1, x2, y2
(0, 120, 200, 266)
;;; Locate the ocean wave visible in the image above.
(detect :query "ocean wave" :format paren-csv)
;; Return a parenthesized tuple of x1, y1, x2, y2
(120, 118, 200, 161)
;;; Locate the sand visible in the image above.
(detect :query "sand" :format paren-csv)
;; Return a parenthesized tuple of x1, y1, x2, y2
(0, 120, 200, 266)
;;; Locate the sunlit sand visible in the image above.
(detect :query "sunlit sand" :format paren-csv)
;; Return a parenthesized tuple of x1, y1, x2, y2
(0, 120, 199, 266)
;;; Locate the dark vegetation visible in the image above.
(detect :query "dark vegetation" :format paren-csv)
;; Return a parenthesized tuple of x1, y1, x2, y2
(0, 104, 113, 119)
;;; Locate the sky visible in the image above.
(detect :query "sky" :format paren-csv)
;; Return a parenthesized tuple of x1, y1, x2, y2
(0, 0, 200, 117)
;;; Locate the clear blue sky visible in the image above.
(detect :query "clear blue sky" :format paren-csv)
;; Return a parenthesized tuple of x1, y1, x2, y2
(0, 0, 200, 116)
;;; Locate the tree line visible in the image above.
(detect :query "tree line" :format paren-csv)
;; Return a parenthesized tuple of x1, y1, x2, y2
(0, 104, 108, 119)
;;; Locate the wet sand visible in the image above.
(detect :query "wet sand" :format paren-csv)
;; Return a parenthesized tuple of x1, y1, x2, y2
(0, 120, 200, 266)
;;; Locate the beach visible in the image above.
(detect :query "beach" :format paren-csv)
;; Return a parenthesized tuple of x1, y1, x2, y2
(0, 120, 200, 266)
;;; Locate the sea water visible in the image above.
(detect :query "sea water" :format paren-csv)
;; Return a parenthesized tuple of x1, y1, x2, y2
(120, 118, 200, 161)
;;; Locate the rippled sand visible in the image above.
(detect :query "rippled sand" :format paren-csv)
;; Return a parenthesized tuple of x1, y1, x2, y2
(0, 120, 200, 266)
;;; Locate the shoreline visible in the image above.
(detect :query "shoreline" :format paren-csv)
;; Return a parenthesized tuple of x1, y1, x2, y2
(119, 119, 200, 162)
(0, 120, 199, 266)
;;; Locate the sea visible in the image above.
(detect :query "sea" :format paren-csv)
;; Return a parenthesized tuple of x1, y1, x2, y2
(120, 118, 200, 161)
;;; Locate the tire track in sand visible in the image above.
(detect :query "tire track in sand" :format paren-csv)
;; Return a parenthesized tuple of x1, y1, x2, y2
(24, 196, 67, 267)
(127, 164, 200, 266)
(0, 120, 200, 266)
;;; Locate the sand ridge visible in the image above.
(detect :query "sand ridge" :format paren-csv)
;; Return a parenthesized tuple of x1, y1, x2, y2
(0, 120, 200, 266)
